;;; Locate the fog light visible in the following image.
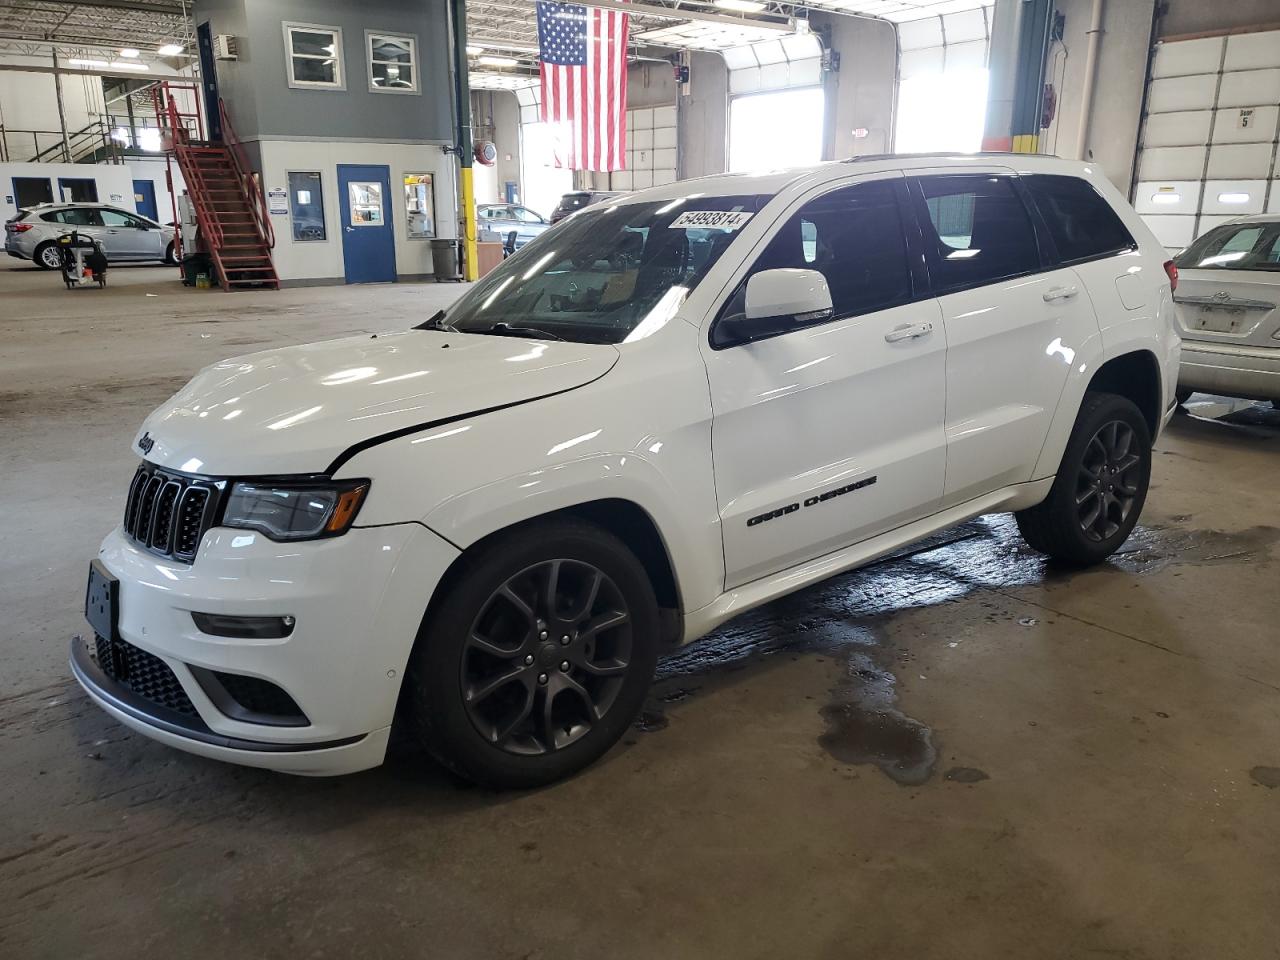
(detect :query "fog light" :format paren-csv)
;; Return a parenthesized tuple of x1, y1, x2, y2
(191, 612, 296, 639)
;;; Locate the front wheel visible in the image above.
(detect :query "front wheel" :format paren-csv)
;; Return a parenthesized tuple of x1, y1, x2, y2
(404, 518, 659, 788)
(164, 242, 178, 266)
(1016, 391, 1152, 565)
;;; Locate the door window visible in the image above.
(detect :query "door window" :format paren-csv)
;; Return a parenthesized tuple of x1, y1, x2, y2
(513, 206, 544, 223)
(99, 209, 147, 228)
(288, 171, 327, 241)
(916, 175, 1040, 294)
(348, 182, 385, 226)
(716, 179, 914, 344)
(43, 208, 102, 226)
(1024, 175, 1136, 264)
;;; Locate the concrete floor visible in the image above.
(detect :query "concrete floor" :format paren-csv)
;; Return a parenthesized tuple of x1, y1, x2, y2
(2, 260, 1278, 960)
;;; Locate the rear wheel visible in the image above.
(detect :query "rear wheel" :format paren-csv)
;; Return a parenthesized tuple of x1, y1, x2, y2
(405, 518, 659, 788)
(164, 242, 178, 266)
(1175, 387, 1193, 406)
(35, 242, 62, 270)
(1016, 392, 1152, 565)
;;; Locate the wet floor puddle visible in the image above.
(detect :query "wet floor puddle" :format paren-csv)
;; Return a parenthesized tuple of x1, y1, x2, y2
(642, 515, 1278, 785)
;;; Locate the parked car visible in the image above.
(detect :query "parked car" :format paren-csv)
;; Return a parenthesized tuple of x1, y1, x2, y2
(75, 155, 1179, 788)
(5, 203, 177, 269)
(477, 203, 549, 249)
(1171, 215, 1280, 405)
(550, 190, 622, 223)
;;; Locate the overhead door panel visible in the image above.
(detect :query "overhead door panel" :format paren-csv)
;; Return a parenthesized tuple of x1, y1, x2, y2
(1135, 28, 1280, 251)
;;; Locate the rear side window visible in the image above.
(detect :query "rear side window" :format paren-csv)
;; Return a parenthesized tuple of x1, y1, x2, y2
(915, 175, 1040, 294)
(42, 208, 101, 226)
(1025, 174, 1136, 264)
(747, 179, 913, 321)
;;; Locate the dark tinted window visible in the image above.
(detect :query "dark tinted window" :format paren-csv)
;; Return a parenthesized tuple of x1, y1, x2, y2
(739, 179, 913, 323)
(1173, 221, 1280, 272)
(43, 208, 100, 226)
(1025, 175, 1135, 263)
(916, 175, 1039, 293)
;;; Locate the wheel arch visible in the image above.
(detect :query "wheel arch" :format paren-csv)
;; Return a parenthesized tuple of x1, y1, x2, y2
(1086, 349, 1163, 437)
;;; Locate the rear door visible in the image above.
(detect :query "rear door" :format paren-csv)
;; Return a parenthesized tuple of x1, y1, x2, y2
(908, 171, 1100, 507)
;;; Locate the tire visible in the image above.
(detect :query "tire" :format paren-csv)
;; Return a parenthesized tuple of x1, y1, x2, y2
(164, 242, 178, 266)
(1015, 391, 1152, 565)
(404, 518, 660, 788)
(35, 242, 62, 270)
(1175, 387, 1193, 406)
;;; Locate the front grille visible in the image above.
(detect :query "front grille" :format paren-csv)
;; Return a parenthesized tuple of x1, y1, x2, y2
(123, 463, 220, 561)
(94, 635, 199, 717)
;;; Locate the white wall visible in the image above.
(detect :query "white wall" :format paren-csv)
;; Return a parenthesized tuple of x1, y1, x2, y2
(815, 12, 898, 159)
(256, 138, 458, 283)
(0, 57, 109, 161)
(0, 161, 138, 219)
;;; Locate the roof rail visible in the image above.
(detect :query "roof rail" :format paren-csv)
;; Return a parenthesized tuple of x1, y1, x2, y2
(842, 151, 1064, 163)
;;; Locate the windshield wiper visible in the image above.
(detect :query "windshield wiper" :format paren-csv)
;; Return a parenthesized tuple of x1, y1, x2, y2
(483, 322, 565, 341)
(415, 310, 460, 333)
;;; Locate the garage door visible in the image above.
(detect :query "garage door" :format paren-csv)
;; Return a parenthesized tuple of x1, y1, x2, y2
(1134, 29, 1280, 252)
(614, 106, 677, 190)
(894, 5, 994, 153)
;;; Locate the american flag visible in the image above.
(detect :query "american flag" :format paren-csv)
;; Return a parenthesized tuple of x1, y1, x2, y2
(537, 0, 629, 171)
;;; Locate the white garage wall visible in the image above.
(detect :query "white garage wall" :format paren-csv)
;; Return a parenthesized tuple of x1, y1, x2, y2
(1134, 28, 1280, 251)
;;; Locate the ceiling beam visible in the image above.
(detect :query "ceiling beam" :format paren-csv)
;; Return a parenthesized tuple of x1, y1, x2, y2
(14, 0, 187, 13)
(0, 62, 186, 80)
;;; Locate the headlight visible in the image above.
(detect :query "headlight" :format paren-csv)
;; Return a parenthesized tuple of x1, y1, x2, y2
(222, 479, 370, 541)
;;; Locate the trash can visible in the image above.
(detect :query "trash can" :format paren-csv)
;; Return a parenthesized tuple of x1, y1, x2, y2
(181, 252, 215, 287)
(430, 238, 460, 282)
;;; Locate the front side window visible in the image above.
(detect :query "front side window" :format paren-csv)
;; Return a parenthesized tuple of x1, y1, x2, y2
(1174, 222, 1280, 272)
(404, 174, 435, 239)
(285, 23, 344, 89)
(716, 179, 913, 341)
(440, 195, 764, 344)
(513, 207, 544, 224)
(288, 171, 326, 242)
(99, 209, 146, 228)
(367, 33, 418, 93)
(1025, 174, 1135, 264)
(916, 175, 1040, 294)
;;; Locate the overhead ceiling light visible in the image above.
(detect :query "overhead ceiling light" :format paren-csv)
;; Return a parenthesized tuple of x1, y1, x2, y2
(713, 0, 766, 11)
(157, 43, 184, 56)
(119, 47, 140, 58)
(478, 55, 518, 67)
(68, 58, 110, 68)
(466, 44, 484, 55)
(108, 61, 151, 71)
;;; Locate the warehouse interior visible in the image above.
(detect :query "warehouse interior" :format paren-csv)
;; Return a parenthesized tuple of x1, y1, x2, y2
(2, 0, 1279, 957)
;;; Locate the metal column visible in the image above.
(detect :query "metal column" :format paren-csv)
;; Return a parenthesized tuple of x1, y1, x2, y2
(449, 0, 479, 281)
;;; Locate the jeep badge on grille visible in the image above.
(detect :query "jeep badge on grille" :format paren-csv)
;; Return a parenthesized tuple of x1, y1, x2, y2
(137, 432, 154, 454)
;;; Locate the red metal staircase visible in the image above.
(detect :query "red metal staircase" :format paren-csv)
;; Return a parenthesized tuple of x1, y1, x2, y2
(154, 82, 278, 291)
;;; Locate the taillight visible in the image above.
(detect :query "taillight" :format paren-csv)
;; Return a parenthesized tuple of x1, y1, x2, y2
(10, 223, 33, 233)
(1163, 259, 1178, 293)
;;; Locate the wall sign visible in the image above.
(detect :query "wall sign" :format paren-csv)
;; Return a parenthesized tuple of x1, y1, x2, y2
(268, 188, 288, 215)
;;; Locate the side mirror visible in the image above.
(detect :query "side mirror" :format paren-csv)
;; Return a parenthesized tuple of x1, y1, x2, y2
(744, 267, 832, 323)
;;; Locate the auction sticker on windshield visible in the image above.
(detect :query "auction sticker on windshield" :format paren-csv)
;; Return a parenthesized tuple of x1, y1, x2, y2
(669, 210, 753, 231)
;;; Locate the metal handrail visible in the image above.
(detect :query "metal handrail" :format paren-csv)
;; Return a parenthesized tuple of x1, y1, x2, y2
(218, 98, 275, 250)
(7, 120, 121, 164)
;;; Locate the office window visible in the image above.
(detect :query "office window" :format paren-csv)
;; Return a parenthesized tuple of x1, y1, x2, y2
(404, 173, 435, 239)
(284, 23, 344, 89)
(288, 171, 326, 242)
(916, 175, 1040, 294)
(368, 33, 418, 93)
(1025, 175, 1136, 265)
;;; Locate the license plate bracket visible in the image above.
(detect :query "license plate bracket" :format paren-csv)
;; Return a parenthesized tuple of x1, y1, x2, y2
(1190, 305, 1247, 334)
(85, 559, 119, 642)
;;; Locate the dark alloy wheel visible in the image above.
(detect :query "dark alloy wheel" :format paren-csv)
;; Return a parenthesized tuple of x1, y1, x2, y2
(405, 518, 659, 788)
(1074, 420, 1142, 543)
(1016, 391, 1151, 565)
(461, 559, 633, 755)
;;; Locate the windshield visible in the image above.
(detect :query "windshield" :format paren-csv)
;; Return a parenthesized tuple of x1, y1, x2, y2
(1174, 221, 1280, 272)
(441, 195, 765, 344)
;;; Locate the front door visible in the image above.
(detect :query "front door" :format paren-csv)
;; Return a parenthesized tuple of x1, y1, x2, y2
(133, 180, 158, 221)
(908, 172, 1100, 507)
(98, 208, 162, 259)
(702, 174, 948, 589)
(338, 164, 396, 284)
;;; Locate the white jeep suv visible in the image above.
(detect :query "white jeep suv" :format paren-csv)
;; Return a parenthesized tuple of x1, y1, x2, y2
(76, 155, 1180, 787)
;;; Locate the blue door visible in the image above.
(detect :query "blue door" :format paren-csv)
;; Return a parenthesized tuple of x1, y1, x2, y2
(338, 164, 396, 284)
(133, 180, 158, 221)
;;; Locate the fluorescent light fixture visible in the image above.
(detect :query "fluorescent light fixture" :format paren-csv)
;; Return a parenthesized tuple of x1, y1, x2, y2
(108, 61, 151, 71)
(157, 43, 184, 56)
(68, 58, 110, 68)
(478, 55, 517, 67)
(714, 0, 766, 11)
(466, 44, 484, 55)
(119, 47, 140, 58)
(1149, 193, 1180, 204)
(1217, 192, 1250, 204)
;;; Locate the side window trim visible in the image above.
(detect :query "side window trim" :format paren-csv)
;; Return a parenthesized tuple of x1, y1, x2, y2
(906, 174, 1047, 298)
(708, 174, 930, 350)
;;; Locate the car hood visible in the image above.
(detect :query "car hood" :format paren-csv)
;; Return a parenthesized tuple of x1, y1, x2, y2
(137, 330, 619, 476)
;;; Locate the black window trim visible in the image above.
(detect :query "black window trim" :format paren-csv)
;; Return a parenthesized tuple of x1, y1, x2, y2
(906, 173, 1051, 299)
(709, 176, 932, 351)
(1020, 173, 1138, 269)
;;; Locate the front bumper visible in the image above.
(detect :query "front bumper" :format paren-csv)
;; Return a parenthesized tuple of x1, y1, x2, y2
(73, 522, 460, 776)
(1179, 340, 1280, 401)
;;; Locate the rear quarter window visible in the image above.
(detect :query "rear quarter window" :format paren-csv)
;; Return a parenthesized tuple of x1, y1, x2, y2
(1024, 174, 1136, 265)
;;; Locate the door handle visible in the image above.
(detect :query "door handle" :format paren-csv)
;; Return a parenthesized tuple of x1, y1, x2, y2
(1043, 285, 1079, 303)
(884, 321, 934, 343)
(345, 226, 355, 233)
